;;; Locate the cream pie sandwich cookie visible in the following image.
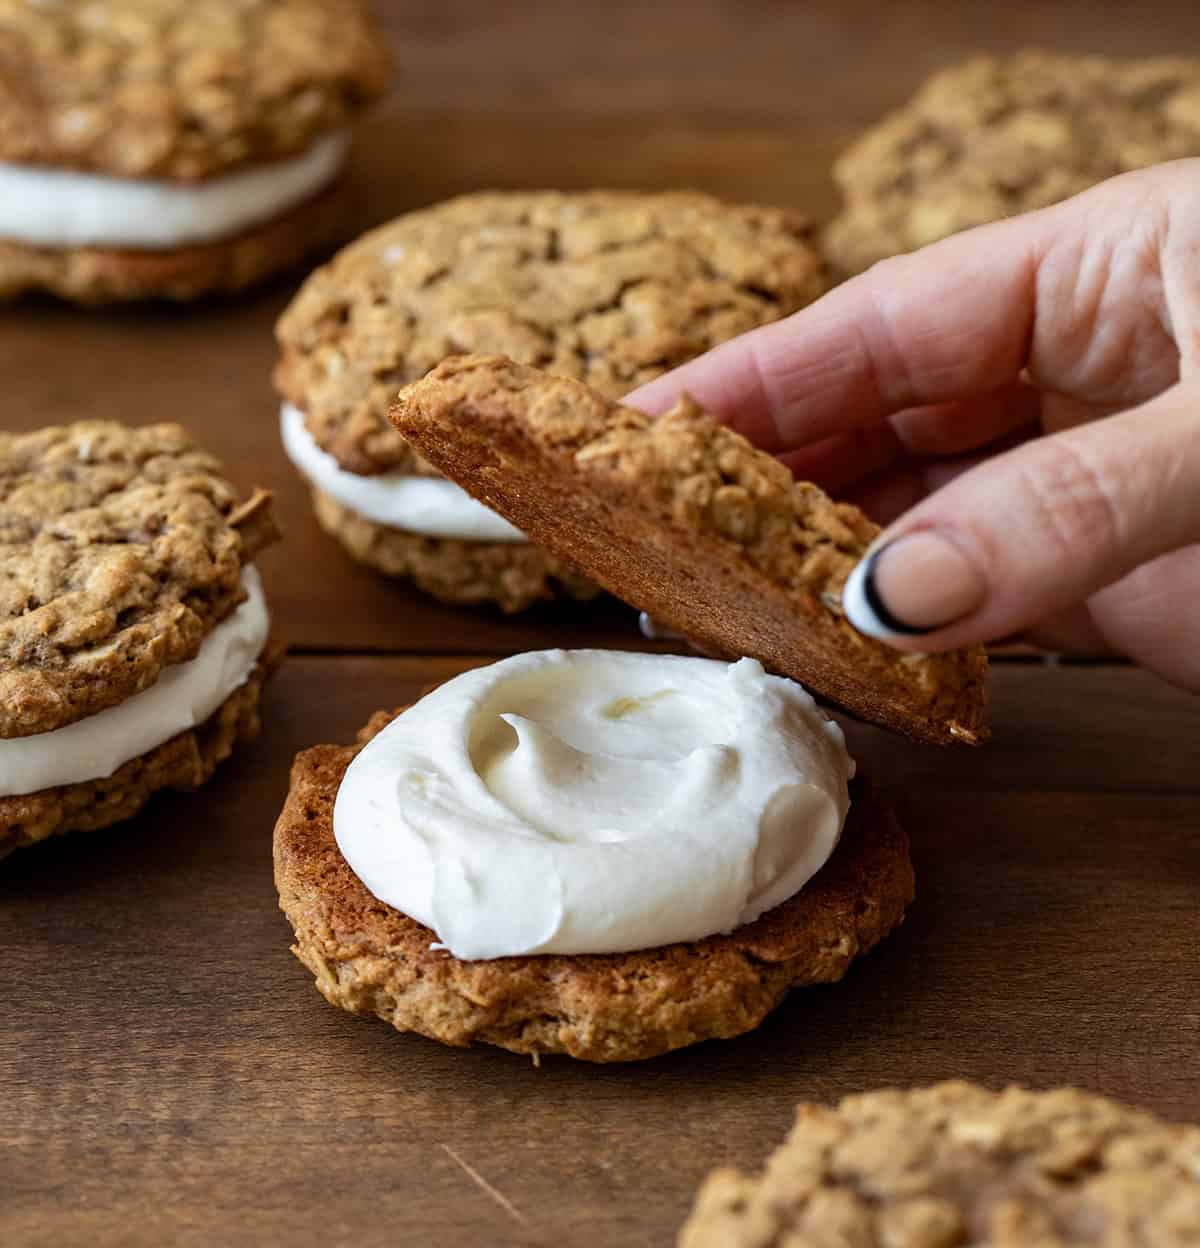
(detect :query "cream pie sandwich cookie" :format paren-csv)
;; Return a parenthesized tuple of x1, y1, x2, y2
(825, 52, 1200, 276)
(0, 0, 391, 303)
(0, 422, 280, 858)
(680, 1082, 1200, 1246)
(271, 359, 987, 1064)
(274, 189, 827, 611)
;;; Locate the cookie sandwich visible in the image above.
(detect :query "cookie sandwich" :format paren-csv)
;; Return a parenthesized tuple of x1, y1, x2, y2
(272, 356, 987, 1063)
(0, 422, 280, 858)
(274, 190, 826, 611)
(825, 51, 1200, 276)
(680, 1081, 1200, 1245)
(0, 0, 391, 303)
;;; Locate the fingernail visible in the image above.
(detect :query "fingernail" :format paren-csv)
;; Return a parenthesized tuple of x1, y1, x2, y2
(843, 531, 987, 642)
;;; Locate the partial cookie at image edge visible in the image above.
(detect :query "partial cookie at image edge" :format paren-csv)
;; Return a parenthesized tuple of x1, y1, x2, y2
(0, 0, 392, 180)
(679, 1080, 1200, 1246)
(824, 51, 1200, 275)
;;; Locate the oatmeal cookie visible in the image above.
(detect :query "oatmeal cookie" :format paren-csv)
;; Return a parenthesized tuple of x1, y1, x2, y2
(0, 420, 278, 738)
(393, 355, 988, 744)
(680, 1081, 1200, 1246)
(0, 0, 390, 179)
(275, 189, 825, 608)
(276, 189, 826, 478)
(0, 0, 390, 300)
(825, 52, 1200, 275)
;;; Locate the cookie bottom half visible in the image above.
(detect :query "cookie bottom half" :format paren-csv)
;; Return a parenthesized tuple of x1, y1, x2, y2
(309, 487, 599, 613)
(0, 642, 282, 859)
(0, 182, 349, 304)
(273, 711, 914, 1063)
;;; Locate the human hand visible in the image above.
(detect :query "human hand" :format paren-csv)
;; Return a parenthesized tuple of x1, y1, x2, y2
(626, 161, 1200, 691)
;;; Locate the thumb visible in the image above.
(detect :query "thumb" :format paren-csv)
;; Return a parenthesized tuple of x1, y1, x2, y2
(842, 380, 1200, 652)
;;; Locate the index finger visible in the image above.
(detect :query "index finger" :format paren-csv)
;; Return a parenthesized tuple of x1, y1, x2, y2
(624, 213, 1043, 454)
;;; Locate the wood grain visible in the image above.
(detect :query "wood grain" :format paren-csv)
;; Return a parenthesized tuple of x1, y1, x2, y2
(378, 0, 1200, 126)
(3, 3, 1200, 1244)
(3, 662, 1199, 1248)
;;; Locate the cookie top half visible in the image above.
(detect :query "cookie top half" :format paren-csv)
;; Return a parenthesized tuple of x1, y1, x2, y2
(0, 0, 391, 180)
(394, 355, 987, 745)
(0, 422, 277, 738)
(681, 1081, 1200, 1246)
(275, 190, 826, 476)
(825, 52, 1200, 274)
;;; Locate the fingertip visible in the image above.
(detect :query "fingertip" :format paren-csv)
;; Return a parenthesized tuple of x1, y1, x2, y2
(843, 531, 989, 649)
(842, 548, 922, 644)
(622, 374, 680, 416)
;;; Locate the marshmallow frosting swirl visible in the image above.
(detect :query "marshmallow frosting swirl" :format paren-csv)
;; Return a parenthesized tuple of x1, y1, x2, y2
(334, 649, 854, 960)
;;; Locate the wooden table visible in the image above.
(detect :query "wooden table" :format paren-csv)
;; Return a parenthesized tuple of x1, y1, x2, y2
(3, 4, 1200, 1245)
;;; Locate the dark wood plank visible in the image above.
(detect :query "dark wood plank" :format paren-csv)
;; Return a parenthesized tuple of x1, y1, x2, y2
(2, 660, 1198, 1247)
(378, 0, 1200, 127)
(842, 661, 1200, 796)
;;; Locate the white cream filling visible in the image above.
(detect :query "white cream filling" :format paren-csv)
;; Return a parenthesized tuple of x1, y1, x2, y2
(0, 131, 348, 248)
(335, 649, 854, 960)
(280, 403, 527, 543)
(0, 567, 269, 797)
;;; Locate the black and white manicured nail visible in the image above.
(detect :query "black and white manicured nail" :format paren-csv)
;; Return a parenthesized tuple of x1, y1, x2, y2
(842, 544, 932, 643)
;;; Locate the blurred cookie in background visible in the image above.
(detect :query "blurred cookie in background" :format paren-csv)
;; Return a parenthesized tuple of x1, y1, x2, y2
(275, 189, 827, 612)
(825, 52, 1200, 276)
(680, 1081, 1200, 1246)
(0, 0, 391, 302)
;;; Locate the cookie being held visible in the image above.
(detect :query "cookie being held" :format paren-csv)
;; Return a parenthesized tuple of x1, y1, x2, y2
(825, 51, 1200, 275)
(680, 1081, 1200, 1246)
(0, 422, 281, 857)
(275, 189, 826, 611)
(392, 354, 987, 745)
(0, 0, 391, 302)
